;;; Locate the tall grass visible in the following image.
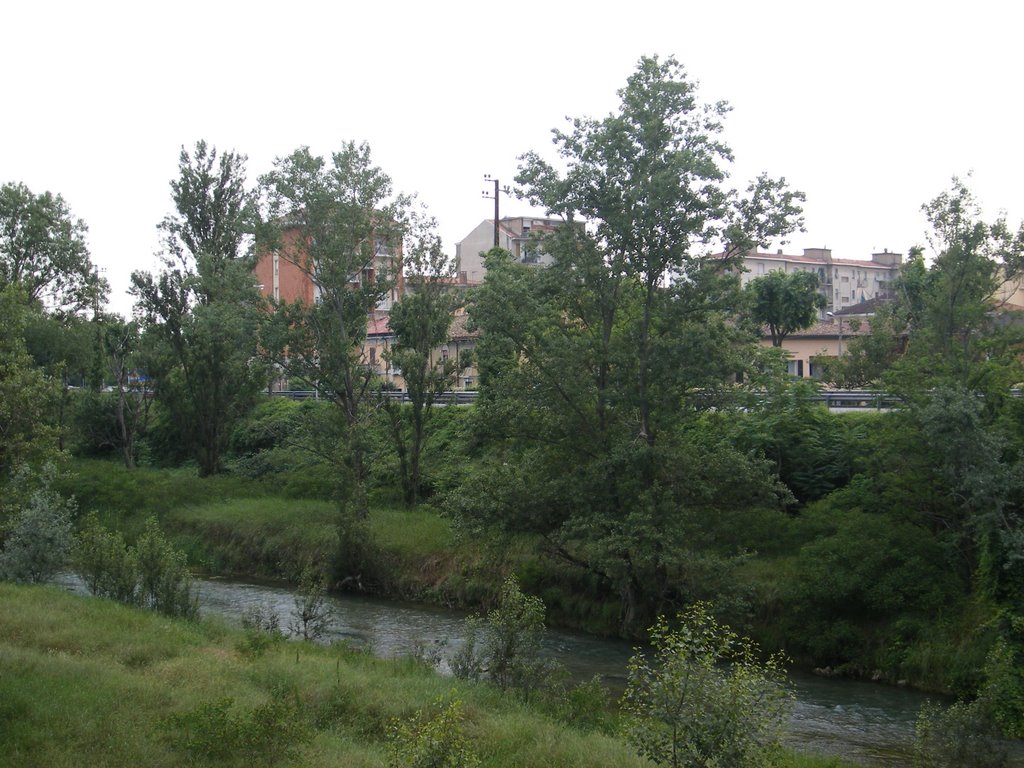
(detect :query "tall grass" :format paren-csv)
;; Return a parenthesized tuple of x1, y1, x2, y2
(0, 583, 650, 768)
(0, 584, 855, 767)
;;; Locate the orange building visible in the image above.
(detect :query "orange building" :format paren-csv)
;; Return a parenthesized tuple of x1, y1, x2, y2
(254, 227, 403, 312)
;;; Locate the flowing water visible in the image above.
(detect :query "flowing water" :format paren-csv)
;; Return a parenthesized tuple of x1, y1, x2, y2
(56, 574, 1023, 766)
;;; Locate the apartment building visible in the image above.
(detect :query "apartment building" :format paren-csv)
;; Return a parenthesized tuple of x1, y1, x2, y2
(739, 247, 902, 313)
(254, 226, 404, 313)
(455, 216, 564, 283)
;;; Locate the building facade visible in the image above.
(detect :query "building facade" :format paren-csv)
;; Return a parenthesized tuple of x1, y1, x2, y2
(455, 216, 564, 283)
(254, 227, 403, 313)
(739, 247, 902, 314)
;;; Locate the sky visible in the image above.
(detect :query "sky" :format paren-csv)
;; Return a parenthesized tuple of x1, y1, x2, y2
(3, 1, 1022, 315)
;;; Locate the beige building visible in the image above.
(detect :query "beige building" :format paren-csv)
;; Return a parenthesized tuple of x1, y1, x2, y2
(739, 247, 902, 314)
(364, 311, 479, 391)
(455, 216, 564, 283)
(765, 317, 868, 379)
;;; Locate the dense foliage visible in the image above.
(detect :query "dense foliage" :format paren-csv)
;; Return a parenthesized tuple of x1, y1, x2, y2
(621, 603, 791, 768)
(131, 142, 267, 476)
(3, 56, 1024, 759)
(452, 56, 804, 634)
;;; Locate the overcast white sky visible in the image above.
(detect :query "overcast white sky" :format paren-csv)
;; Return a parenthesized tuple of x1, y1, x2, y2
(3, 1, 1021, 314)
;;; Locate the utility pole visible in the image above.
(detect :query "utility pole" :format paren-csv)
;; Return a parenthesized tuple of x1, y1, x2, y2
(482, 175, 510, 247)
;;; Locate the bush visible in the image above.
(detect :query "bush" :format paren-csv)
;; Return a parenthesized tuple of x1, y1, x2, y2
(913, 700, 1008, 768)
(73, 512, 138, 603)
(621, 602, 791, 768)
(289, 563, 330, 642)
(73, 515, 197, 619)
(134, 517, 198, 618)
(450, 576, 563, 698)
(0, 464, 75, 584)
(387, 696, 480, 768)
(237, 603, 284, 658)
(168, 694, 311, 766)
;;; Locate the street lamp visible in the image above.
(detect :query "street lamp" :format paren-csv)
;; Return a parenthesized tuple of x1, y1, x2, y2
(826, 311, 843, 357)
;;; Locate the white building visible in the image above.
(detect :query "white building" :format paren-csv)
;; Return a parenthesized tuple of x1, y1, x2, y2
(455, 216, 563, 283)
(738, 247, 902, 313)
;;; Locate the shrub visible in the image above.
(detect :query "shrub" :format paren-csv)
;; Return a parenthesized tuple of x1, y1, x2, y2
(0, 464, 75, 584)
(289, 563, 331, 642)
(237, 602, 284, 658)
(913, 700, 1008, 768)
(72, 515, 197, 619)
(387, 696, 480, 768)
(168, 694, 311, 766)
(73, 512, 138, 603)
(134, 517, 198, 618)
(450, 576, 563, 698)
(620, 602, 791, 768)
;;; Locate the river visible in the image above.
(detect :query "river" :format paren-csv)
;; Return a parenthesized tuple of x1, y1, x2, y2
(56, 573, 1020, 766)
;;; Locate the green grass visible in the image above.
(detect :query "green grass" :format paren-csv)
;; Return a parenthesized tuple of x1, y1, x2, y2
(367, 505, 455, 558)
(0, 584, 856, 768)
(60, 458, 475, 595)
(168, 497, 339, 579)
(0, 583, 646, 768)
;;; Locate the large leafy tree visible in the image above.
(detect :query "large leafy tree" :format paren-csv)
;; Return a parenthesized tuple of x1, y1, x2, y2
(0, 286, 58, 481)
(0, 182, 104, 313)
(455, 56, 802, 631)
(382, 215, 464, 507)
(258, 142, 409, 513)
(743, 269, 826, 347)
(131, 141, 266, 476)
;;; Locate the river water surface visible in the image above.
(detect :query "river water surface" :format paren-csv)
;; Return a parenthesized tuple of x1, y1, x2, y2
(58, 574, 1022, 766)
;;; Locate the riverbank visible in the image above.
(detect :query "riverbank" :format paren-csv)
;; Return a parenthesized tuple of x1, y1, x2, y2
(59, 457, 981, 696)
(0, 583, 854, 768)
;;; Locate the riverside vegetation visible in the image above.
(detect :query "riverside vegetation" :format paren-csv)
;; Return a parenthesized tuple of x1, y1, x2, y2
(3, 55, 1024, 766)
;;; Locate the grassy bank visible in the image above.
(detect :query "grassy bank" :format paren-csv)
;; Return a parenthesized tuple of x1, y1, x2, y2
(0, 584, 853, 767)
(61, 458, 511, 605)
(59, 458, 985, 694)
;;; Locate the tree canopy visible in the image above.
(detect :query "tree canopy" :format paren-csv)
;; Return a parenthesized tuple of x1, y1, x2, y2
(0, 181, 105, 313)
(131, 141, 267, 476)
(453, 56, 802, 631)
(743, 269, 826, 347)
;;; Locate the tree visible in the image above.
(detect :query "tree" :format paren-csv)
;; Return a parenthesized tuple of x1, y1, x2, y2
(382, 215, 464, 507)
(23, 310, 100, 452)
(258, 142, 410, 514)
(620, 604, 791, 768)
(0, 286, 58, 480)
(0, 181, 105, 313)
(744, 269, 826, 347)
(99, 315, 152, 468)
(131, 141, 267, 476)
(454, 56, 801, 630)
(884, 180, 1024, 396)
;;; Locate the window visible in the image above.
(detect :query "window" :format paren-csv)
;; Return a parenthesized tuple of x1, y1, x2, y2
(786, 359, 804, 377)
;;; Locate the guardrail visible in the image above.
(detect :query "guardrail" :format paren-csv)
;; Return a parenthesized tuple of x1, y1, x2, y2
(812, 391, 902, 410)
(266, 389, 1019, 410)
(268, 389, 480, 405)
